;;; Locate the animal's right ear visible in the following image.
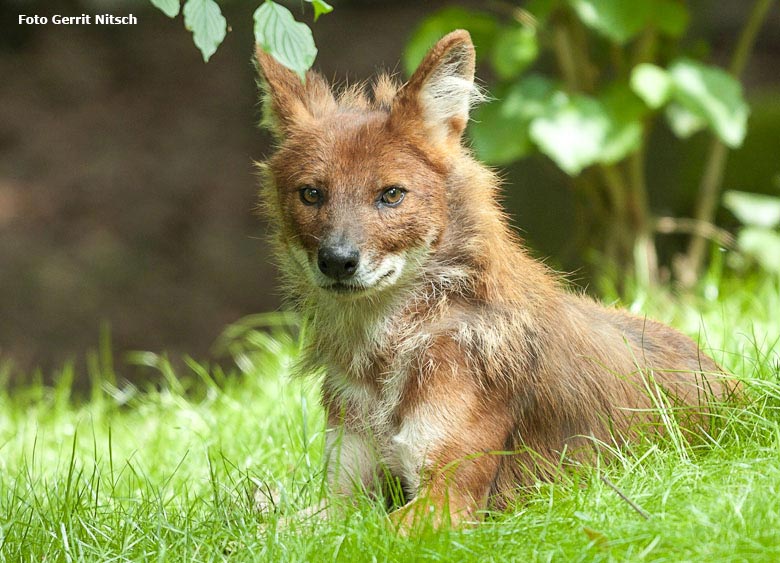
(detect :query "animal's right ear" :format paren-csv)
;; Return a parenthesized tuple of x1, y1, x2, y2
(254, 47, 335, 139)
(390, 30, 479, 146)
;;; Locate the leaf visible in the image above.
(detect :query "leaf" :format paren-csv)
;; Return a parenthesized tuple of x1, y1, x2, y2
(598, 85, 645, 164)
(634, 59, 748, 146)
(664, 102, 706, 138)
(724, 191, 780, 229)
(530, 94, 612, 175)
(305, 0, 333, 21)
(630, 64, 672, 109)
(470, 98, 534, 165)
(568, 0, 652, 44)
(528, 89, 642, 175)
(403, 7, 500, 76)
(490, 25, 539, 80)
(469, 75, 555, 165)
(502, 74, 557, 120)
(599, 121, 643, 164)
(583, 526, 609, 549)
(667, 58, 749, 148)
(183, 0, 226, 62)
(254, 1, 318, 80)
(736, 227, 780, 273)
(526, 0, 562, 24)
(651, 0, 689, 37)
(151, 0, 180, 18)
(569, 0, 687, 43)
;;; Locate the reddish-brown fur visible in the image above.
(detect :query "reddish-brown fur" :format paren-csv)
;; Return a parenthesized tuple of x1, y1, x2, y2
(254, 31, 734, 531)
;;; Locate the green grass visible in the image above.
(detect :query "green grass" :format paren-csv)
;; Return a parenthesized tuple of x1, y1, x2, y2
(1, 276, 779, 561)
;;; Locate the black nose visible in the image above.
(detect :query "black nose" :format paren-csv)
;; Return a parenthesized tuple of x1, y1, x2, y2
(318, 243, 360, 280)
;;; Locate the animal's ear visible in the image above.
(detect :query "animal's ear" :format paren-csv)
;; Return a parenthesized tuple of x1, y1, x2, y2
(391, 30, 480, 144)
(254, 47, 336, 139)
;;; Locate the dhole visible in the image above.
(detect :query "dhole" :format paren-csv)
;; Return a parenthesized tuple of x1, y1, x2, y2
(254, 30, 733, 531)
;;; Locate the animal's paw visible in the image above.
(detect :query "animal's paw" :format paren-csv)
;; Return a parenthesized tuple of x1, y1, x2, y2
(388, 496, 479, 535)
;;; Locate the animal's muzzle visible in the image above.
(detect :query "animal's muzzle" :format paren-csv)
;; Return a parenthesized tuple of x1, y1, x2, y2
(317, 241, 360, 281)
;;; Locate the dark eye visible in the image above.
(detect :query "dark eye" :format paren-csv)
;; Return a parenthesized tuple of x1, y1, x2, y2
(299, 186, 322, 206)
(379, 186, 406, 207)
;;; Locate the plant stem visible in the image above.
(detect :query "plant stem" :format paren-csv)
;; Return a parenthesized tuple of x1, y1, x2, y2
(600, 164, 628, 220)
(552, 18, 580, 91)
(729, 0, 776, 76)
(628, 148, 658, 286)
(599, 164, 632, 289)
(551, 11, 596, 93)
(681, 0, 776, 286)
(632, 27, 658, 68)
(627, 25, 660, 288)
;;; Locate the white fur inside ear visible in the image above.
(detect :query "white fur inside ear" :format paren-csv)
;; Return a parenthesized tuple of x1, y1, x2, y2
(419, 46, 484, 140)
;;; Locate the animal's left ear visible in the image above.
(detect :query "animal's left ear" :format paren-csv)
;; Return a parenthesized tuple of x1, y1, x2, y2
(392, 30, 479, 144)
(254, 46, 336, 140)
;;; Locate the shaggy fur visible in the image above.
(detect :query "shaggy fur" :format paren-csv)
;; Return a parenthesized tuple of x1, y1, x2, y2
(254, 30, 735, 530)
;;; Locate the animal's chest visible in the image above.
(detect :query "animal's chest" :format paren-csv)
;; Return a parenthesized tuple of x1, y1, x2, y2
(324, 364, 431, 494)
(329, 367, 405, 441)
(315, 305, 441, 492)
(317, 309, 421, 436)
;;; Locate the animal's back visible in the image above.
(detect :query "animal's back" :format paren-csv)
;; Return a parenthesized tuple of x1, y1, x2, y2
(486, 288, 729, 505)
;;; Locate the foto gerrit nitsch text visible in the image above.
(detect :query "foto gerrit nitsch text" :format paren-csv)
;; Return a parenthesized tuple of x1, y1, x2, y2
(19, 14, 138, 25)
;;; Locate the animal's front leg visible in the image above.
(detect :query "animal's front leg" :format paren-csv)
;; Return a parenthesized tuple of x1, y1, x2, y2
(324, 425, 383, 500)
(387, 372, 511, 532)
(262, 425, 380, 527)
(283, 426, 381, 524)
(388, 439, 503, 532)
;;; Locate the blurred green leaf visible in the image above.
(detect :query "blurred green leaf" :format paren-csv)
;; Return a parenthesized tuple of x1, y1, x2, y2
(404, 7, 499, 75)
(599, 122, 642, 164)
(469, 75, 555, 165)
(630, 63, 672, 109)
(621, 60, 745, 151)
(490, 25, 539, 80)
(664, 102, 706, 138)
(668, 58, 749, 147)
(527, 88, 643, 175)
(568, 0, 651, 44)
(569, 0, 688, 43)
(503, 74, 557, 119)
(150, 0, 180, 18)
(526, 0, 562, 23)
(736, 227, 780, 273)
(598, 85, 645, 163)
(183, 0, 226, 62)
(724, 191, 780, 229)
(530, 94, 611, 175)
(305, 0, 333, 21)
(651, 0, 689, 37)
(254, 1, 317, 80)
(470, 98, 534, 165)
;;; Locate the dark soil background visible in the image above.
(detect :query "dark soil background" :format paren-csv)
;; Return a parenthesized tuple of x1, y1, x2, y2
(1, 0, 778, 379)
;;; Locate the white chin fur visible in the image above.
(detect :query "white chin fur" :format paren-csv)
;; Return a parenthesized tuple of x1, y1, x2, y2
(290, 244, 410, 295)
(323, 253, 407, 296)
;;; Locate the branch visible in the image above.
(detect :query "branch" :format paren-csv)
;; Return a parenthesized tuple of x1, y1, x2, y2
(655, 216, 736, 248)
(600, 475, 650, 520)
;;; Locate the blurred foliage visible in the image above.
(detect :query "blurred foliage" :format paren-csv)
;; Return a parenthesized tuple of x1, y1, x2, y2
(212, 312, 300, 376)
(723, 191, 780, 274)
(403, 1, 750, 172)
(403, 0, 775, 290)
